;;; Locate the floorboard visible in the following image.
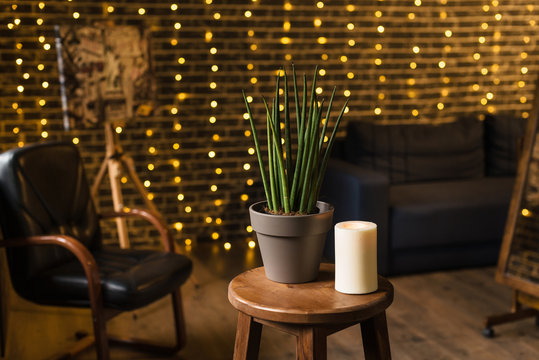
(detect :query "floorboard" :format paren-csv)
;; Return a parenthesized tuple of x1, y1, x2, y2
(2, 241, 538, 359)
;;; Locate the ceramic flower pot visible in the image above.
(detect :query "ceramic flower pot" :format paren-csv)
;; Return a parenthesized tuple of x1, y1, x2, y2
(249, 200, 334, 283)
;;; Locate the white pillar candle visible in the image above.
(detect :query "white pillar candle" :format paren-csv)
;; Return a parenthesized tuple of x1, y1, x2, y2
(334, 221, 378, 294)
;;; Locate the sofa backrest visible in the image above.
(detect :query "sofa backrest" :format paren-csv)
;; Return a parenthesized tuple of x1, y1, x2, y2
(344, 118, 485, 184)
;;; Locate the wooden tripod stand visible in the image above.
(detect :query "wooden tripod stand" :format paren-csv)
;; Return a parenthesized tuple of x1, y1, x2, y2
(91, 123, 161, 248)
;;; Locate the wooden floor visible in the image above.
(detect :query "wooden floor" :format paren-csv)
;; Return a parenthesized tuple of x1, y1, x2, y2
(3, 241, 539, 360)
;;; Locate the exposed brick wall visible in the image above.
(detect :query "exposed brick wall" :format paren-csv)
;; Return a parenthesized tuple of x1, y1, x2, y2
(0, 0, 536, 250)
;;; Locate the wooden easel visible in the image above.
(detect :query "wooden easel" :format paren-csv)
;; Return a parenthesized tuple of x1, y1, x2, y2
(91, 123, 161, 248)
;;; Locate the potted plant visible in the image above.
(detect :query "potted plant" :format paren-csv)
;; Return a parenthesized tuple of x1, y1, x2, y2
(243, 65, 348, 283)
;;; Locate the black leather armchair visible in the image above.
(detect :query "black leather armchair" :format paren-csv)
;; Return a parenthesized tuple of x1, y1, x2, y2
(0, 141, 193, 359)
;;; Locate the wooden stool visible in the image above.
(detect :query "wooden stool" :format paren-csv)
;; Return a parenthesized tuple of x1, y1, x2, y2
(228, 263, 393, 360)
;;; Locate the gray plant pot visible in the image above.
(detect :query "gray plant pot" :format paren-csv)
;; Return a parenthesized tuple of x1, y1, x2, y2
(249, 200, 334, 284)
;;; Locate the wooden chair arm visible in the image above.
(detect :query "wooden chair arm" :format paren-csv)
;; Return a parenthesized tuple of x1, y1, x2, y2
(98, 209, 175, 252)
(0, 235, 103, 306)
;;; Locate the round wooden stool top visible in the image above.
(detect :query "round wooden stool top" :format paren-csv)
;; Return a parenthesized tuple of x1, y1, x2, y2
(228, 263, 393, 325)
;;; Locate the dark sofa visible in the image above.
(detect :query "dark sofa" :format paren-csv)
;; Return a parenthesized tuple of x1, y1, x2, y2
(321, 114, 527, 276)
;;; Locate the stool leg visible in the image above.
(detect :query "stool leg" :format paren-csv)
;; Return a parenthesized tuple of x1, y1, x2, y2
(234, 312, 262, 360)
(297, 327, 327, 360)
(360, 311, 391, 360)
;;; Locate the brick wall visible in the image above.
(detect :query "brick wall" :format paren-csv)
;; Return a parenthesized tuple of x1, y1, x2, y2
(0, 0, 536, 250)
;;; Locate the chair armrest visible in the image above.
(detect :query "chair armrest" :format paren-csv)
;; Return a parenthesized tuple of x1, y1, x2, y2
(99, 209, 175, 252)
(0, 235, 102, 301)
(320, 159, 391, 275)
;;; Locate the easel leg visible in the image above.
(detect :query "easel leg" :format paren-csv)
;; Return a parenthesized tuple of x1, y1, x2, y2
(108, 156, 130, 248)
(483, 291, 539, 338)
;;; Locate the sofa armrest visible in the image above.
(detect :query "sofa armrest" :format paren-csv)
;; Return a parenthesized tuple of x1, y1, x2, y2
(320, 159, 391, 275)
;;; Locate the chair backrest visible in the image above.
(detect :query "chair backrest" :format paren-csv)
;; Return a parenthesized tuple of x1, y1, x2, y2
(0, 142, 101, 293)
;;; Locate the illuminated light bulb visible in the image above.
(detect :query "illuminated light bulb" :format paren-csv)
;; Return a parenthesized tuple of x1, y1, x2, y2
(244, 10, 252, 18)
(173, 142, 181, 151)
(23, 73, 29, 80)
(17, 85, 24, 93)
(481, 98, 488, 105)
(280, 37, 291, 45)
(344, 90, 351, 97)
(441, 89, 449, 97)
(481, 68, 489, 75)
(208, 151, 216, 158)
(175, 74, 182, 81)
(16, 42, 23, 49)
(16, 58, 23, 65)
(43, 43, 51, 50)
(481, 22, 488, 30)
(177, 193, 184, 200)
(211, 65, 219, 72)
(7, 23, 14, 30)
(174, 22, 181, 30)
(284, 2, 292, 10)
(171, 3, 178, 10)
(478, 36, 486, 44)
(178, 57, 186, 64)
(174, 123, 182, 132)
(523, 112, 529, 119)
(12, 127, 19, 134)
(414, 0, 422, 6)
(521, 52, 528, 59)
(248, 30, 254, 37)
(523, 36, 530, 43)
(147, 164, 155, 171)
(375, 11, 382, 18)
(379, 75, 386, 82)
(211, 232, 219, 240)
(486, 92, 494, 100)
(316, 87, 323, 94)
(41, 131, 48, 138)
(248, 147, 255, 155)
(340, 56, 348, 63)
(445, 30, 452, 37)
(412, 46, 420, 54)
(246, 96, 253, 103)
(491, 64, 499, 73)
(174, 176, 182, 183)
(317, 37, 327, 44)
(408, 13, 415, 20)
(213, 12, 221, 20)
(520, 97, 527, 104)
(375, 43, 383, 50)
(437, 103, 445, 110)
(212, 134, 220, 142)
(407, 78, 416, 86)
(518, 81, 526, 88)
(247, 178, 254, 186)
(138, 8, 146, 15)
(224, 242, 231, 251)
(244, 130, 251, 137)
(205, 31, 213, 42)
(284, 21, 291, 30)
(408, 91, 416, 98)
(321, 53, 328, 60)
(38, 36, 45, 43)
(347, 72, 354, 79)
(148, 146, 156, 154)
(171, 39, 178, 46)
(347, 23, 355, 30)
(205, 217, 213, 224)
(172, 160, 180, 168)
(250, 44, 257, 51)
(495, 13, 502, 21)
(410, 62, 417, 69)
(314, 19, 322, 27)
(174, 222, 183, 231)
(374, 107, 382, 115)
(185, 206, 192, 213)
(530, 20, 536, 26)
(143, 180, 151, 188)
(348, 39, 355, 46)
(213, 168, 222, 175)
(209, 116, 217, 124)
(440, 11, 447, 19)
(473, 53, 480, 60)
(11, 103, 18, 110)
(285, 54, 292, 60)
(438, 61, 446, 69)
(377, 25, 385, 33)
(472, 84, 480, 91)
(115, 126, 122, 134)
(36, 18, 44, 25)
(443, 77, 451, 84)
(316, 2, 324, 8)
(347, 5, 355, 11)
(206, 0, 213, 4)
(483, 5, 490, 11)
(72, 12, 80, 19)
(215, 218, 222, 225)
(344, 107, 350, 114)
(184, 239, 192, 247)
(107, 5, 114, 12)
(171, 107, 178, 114)
(241, 194, 249, 201)
(38, 2, 45, 9)
(412, 109, 419, 116)
(248, 240, 256, 248)
(493, 31, 501, 40)
(318, 69, 327, 76)
(374, 58, 382, 65)
(72, 137, 79, 145)
(38, 99, 46, 106)
(210, 100, 218, 108)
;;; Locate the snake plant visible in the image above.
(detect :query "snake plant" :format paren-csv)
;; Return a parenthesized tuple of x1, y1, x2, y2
(243, 65, 348, 215)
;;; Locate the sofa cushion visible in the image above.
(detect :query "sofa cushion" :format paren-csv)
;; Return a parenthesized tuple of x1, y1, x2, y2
(484, 114, 528, 176)
(345, 118, 484, 184)
(389, 177, 515, 250)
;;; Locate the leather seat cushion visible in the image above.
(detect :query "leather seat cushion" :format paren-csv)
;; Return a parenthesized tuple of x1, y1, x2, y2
(390, 177, 514, 250)
(24, 247, 192, 310)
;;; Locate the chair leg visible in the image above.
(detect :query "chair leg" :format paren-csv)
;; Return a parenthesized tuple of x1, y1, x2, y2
(233, 312, 262, 360)
(297, 327, 327, 360)
(360, 311, 391, 360)
(90, 297, 110, 360)
(171, 288, 187, 350)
